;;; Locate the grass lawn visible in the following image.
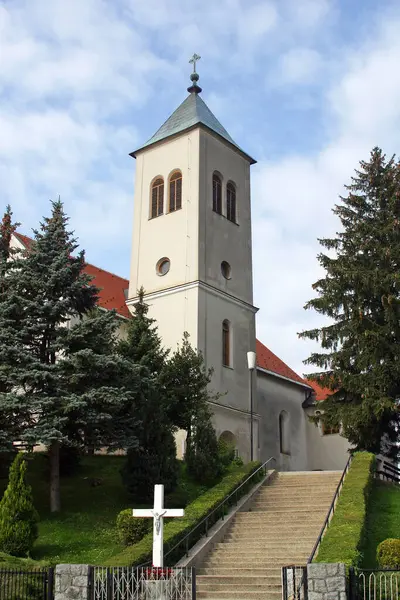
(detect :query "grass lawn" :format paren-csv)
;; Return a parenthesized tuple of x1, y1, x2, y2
(362, 480, 400, 568)
(0, 454, 208, 566)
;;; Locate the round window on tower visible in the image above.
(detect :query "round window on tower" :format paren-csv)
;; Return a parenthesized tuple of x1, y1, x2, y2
(156, 257, 171, 276)
(221, 261, 232, 280)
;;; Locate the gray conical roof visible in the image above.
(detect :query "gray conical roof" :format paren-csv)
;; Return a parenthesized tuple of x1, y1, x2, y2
(132, 93, 255, 163)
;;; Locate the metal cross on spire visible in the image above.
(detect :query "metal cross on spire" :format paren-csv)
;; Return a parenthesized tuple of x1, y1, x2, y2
(189, 53, 201, 73)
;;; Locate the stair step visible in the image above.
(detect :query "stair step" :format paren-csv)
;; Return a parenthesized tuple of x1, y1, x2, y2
(198, 576, 281, 584)
(204, 557, 308, 566)
(197, 589, 282, 600)
(215, 541, 315, 549)
(225, 531, 319, 540)
(198, 584, 281, 592)
(198, 568, 281, 576)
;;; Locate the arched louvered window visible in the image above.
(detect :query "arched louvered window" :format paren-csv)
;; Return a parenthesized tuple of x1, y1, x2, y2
(213, 173, 222, 215)
(279, 411, 290, 455)
(226, 182, 236, 223)
(151, 177, 164, 218)
(222, 320, 231, 367)
(169, 171, 182, 212)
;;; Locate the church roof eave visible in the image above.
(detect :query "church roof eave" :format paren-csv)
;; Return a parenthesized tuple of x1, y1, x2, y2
(130, 122, 256, 165)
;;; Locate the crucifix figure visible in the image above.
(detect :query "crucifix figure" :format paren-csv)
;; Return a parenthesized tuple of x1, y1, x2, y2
(132, 484, 184, 567)
(189, 53, 201, 73)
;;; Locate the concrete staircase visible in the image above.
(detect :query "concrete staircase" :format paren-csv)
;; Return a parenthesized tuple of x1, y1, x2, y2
(197, 470, 342, 600)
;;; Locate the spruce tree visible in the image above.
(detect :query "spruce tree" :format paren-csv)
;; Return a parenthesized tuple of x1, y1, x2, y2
(185, 406, 222, 484)
(300, 148, 400, 457)
(162, 332, 218, 443)
(0, 453, 39, 556)
(119, 290, 178, 502)
(0, 201, 141, 511)
(0, 207, 25, 451)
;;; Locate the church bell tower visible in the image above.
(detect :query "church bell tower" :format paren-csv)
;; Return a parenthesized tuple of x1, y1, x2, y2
(127, 57, 258, 461)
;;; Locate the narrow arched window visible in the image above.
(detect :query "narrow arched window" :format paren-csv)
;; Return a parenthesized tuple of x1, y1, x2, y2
(226, 182, 236, 223)
(169, 171, 182, 212)
(222, 320, 231, 367)
(151, 177, 164, 218)
(213, 173, 222, 215)
(279, 411, 290, 454)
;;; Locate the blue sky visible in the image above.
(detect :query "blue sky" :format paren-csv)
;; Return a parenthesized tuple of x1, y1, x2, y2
(1, 0, 400, 376)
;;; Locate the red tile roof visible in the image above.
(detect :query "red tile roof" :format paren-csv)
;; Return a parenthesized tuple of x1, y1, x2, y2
(256, 339, 310, 387)
(14, 232, 34, 250)
(84, 263, 130, 319)
(13, 233, 130, 319)
(304, 379, 334, 402)
(13, 232, 309, 386)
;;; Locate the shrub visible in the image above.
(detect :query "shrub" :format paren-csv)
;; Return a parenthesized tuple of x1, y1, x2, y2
(106, 460, 262, 567)
(117, 509, 150, 546)
(0, 454, 39, 557)
(217, 439, 236, 471)
(314, 452, 375, 566)
(377, 538, 400, 569)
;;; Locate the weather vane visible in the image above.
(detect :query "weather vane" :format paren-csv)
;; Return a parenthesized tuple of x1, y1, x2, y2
(189, 53, 201, 73)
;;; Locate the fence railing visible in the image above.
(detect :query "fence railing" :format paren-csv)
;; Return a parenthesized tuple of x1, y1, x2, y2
(0, 567, 54, 600)
(89, 566, 195, 600)
(376, 460, 400, 485)
(307, 454, 353, 563)
(282, 566, 308, 600)
(162, 456, 276, 564)
(349, 567, 400, 600)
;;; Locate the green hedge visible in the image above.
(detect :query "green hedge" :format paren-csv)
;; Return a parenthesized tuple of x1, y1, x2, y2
(105, 461, 263, 567)
(315, 452, 375, 566)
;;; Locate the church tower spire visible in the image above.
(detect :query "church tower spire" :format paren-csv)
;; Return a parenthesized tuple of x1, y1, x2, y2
(128, 60, 258, 462)
(187, 53, 202, 94)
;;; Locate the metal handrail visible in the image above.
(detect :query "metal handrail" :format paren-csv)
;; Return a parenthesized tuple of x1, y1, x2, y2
(164, 456, 276, 561)
(376, 469, 400, 485)
(307, 454, 353, 563)
(381, 460, 400, 476)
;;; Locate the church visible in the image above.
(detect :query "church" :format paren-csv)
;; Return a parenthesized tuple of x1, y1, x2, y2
(12, 62, 350, 472)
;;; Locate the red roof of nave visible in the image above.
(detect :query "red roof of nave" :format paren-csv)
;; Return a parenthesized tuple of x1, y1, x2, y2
(256, 339, 310, 387)
(14, 232, 311, 387)
(304, 378, 334, 402)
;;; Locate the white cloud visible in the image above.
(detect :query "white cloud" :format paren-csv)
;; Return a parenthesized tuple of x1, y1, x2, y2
(273, 48, 323, 86)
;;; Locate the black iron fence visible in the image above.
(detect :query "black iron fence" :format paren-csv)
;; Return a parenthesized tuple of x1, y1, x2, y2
(376, 460, 400, 485)
(349, 567, 400, 600)
(282, 566, 308, 600)
(89, 566, 195, 600)
(0, 567, 54, 600)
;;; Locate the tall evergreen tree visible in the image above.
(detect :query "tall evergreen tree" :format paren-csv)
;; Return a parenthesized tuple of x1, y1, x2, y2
(185, 406, 222, 484)
(119, 290, 178, 502)
(0, 207, 25, 450)
(162, 332, 218, 442)
(0, 201, 142, 511)
(300, 148, 400, 457)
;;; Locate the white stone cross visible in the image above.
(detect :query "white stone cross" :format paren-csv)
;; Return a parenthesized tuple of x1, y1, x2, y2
(132, 484, 184, 567)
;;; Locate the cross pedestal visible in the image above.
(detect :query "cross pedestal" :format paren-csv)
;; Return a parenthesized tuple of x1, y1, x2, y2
(132, 484, 184, 567)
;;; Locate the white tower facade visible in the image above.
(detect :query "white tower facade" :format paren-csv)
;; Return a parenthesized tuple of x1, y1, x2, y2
(127, 68, 258, 461)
